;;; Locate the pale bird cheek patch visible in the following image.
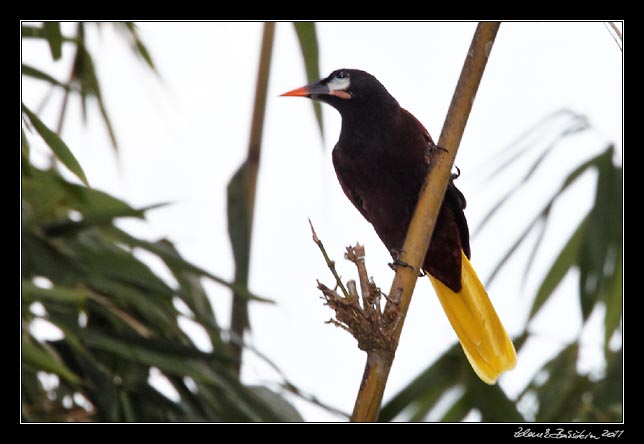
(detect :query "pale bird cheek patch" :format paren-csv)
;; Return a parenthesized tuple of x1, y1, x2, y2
(328, 77, 352, 99)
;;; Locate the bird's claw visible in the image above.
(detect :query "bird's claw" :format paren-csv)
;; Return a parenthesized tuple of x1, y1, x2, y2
(388, 257, 425, 277)
(428, 140, 448, 154)
(389, 258, 413, 272)
(451, 165, 461, 180)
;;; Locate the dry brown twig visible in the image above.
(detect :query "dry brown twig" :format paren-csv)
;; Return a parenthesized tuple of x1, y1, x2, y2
(309, 221, 399, 356)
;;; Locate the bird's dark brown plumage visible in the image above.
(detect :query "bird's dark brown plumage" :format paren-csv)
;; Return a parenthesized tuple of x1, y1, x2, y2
(284, 69, 471, 292)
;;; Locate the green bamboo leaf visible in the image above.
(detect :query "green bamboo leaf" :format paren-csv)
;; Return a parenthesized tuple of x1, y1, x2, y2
(78, 331, 274, 420)
(133, 40, 156, 71)
(83, 329, 198, 374)
(66, 26, 118, 152)
(478, 109, 582, 181)
(156, 239, 225, 349)
(43, 22, 63, 60)
(476, 113, 602, 293)
(378, 344, 464, 421)
(85, 329, 231, 363)
(584, 153, 614, 269)
(521, 217, 548, 290)
(532, 343, 593, 422)
(467, 377, 524, 422)
(475, 137, 597, 239)
(22, 64, 71, 90)
(576, 148, 618, 322)
(604, 248, 622, 352)
(71, 229, 176, 299)
(485, 152, 602, 278)
(47, 314, 101, 366)
(293, 22, 324, 141)
(475, 111, 588, 227)
(22, 339, 82, 386)
(118, 390, 136, 422)
(21, 103, 89, 187)
(96, 91, 119, 153)
(485, 141, 613, 297)
(116, 23, 157, 72)
(132, 382, 189, 421)
(438, 391, 469, 422)
(22, 165, 137, 228)
(22, 128, 31, 175)
(84, 275, 181, 337)
(472, 186, 513, 239)
(165, 375, 212, 419)
(62, 178, 146, 215)
(88, 251, 174, 299)
(227, 162, 252, 330)
(560, 147, 607, 190)
(22, 24, 44, 39)
(602, 164, 622, 342)
(405, 379, 457, 422)
(22, 280, 87, 304)
(588, 348, 622, 421)
(21, 166, 69, 221)
(88, 291, 154, 338)
(74, 42, 120, 152)
(611, 162, 623, 229)
(110, 227, 272, 304)
(529, 214, 589, 321)
(42, 203, 165, 237)
(250, 386, 304, 422)
(22, 230, 79, 284)
(46, 337, 121, 420)
(73, 23, 90, 124)
(486, 202, 550, 286)
(524, 147, 615, 296)
(191, 376, 288, 422)
(577, 254, 596, 321)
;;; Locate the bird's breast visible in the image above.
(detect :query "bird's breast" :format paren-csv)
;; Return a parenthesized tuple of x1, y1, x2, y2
(332, 140, 427, 253)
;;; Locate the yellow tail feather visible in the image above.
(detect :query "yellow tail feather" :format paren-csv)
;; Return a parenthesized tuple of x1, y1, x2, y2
(429, 251, 516, 384)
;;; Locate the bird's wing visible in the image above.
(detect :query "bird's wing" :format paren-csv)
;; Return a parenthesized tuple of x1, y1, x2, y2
(334, 165, 372, 222)
(405, 108, 472, 260)
(445, 181, 471, 259)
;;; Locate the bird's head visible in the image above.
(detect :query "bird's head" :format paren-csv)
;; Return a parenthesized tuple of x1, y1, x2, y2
(281, 69, 398, 116)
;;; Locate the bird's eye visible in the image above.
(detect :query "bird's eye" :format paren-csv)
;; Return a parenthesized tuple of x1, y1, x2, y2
(326, 70, 352, 99)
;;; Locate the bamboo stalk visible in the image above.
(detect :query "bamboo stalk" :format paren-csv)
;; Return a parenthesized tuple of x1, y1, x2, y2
(229, 22, 275, 377)
(350, 22, 501, 422)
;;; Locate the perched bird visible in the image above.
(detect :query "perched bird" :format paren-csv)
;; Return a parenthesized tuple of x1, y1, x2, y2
(282, 69, 516, 384)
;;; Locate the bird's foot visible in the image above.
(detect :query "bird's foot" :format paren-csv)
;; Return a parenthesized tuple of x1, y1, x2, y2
(428, 140, 448, 154)
(451, 165, 461, 180)
(424, 141, 448, 165)
(434, 144, 448, 154)
(426, 140, 460, 180)
(388, 249, 425, 276)
(388, 258, 413, 272)
(388, 259, 426, 277)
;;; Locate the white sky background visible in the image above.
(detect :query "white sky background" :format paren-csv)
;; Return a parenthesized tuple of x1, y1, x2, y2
(22, 22, 623, 422)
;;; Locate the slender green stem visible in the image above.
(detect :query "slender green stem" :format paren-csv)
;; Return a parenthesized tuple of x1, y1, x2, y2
(56, 23, 81, 137)
(309, 219, 351, 299)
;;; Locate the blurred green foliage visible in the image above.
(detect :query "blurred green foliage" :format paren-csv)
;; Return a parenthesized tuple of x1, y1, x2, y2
(21, 21, 302, 422)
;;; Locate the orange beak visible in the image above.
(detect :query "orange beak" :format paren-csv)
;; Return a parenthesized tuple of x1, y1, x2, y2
(280, 86, 312, 97)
